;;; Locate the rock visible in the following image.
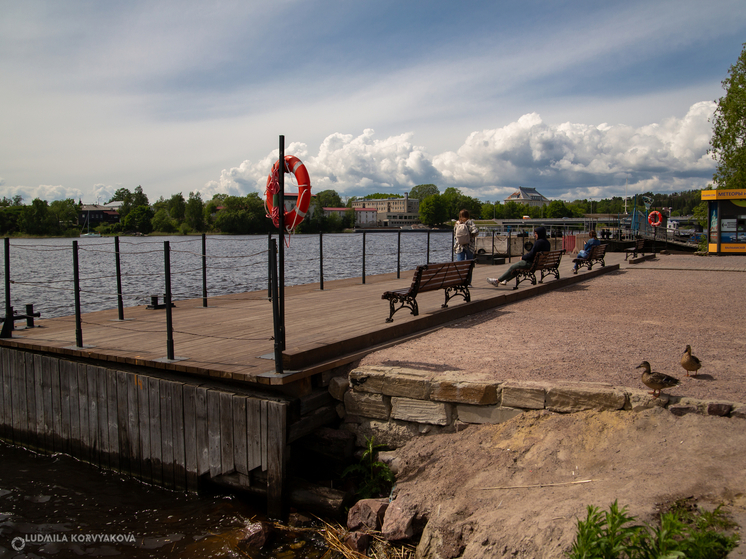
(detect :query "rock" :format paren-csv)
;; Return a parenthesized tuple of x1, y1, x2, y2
(457, 404, 523, 424)
(240, 521, 273, 548)
(430, 380, 498, 405)
(328, 376, 349, 401)
(545, 386, 626, 412)
(382, 500, 416, 541)
(669, 404, 699, 417)
(349, 368, 388, 393)
(344, 391, 391, 420)
(289, 481, 351, 517)
(377, 450, 403, 474)
(347, 498, 389, 531)
(342, 418, 422, 448)
(732, 405, 746, 419)
(391, 397, 452, 426)
(296, 427, 356, 460)
(501, 383, 545, 409)
(707, 402, 732, 416)
(344, 531, 370, 553)
(381, 371, 432, 400)
(287, 512, 314, 528)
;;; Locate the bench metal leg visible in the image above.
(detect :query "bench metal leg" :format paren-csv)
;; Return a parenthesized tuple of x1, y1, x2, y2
(385, 295, 418, 323)
(443, 285, 471, 308)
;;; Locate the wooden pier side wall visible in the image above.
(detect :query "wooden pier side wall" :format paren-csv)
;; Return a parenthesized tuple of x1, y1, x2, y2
(0, 347, 288, 516)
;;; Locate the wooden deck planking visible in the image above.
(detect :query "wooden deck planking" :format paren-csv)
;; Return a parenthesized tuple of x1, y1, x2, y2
(2, 254, 625, 384)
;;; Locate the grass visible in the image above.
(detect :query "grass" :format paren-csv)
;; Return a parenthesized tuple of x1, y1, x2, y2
(568, 500, 739, 559)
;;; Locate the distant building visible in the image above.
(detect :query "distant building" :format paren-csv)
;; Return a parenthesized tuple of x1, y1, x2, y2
(78, 204, 119, 226)
(323, 207, 377, 226)
(350, 194, 420, 227)
(504, 187, 550, 208)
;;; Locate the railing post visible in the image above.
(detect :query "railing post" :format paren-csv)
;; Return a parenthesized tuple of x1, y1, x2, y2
(397, 230, 401, 279)
(72, 240, 83, 348)
(319, 232, 324, 290)
(278, 136, 286, 351)
(270, 239, 283, 374)
(362, 231, 366, 284)
(491, 230, 495, 259)
(25, 304, 35, 328)
(1, 238, 12, 338)
(451, 228, 455, 261)
(267, 232, 272, 300)
(202, 233, 208, 307)
(114, 236, 124, 320)
(164, 241, 175, 360)
(426, 230, 431, 265)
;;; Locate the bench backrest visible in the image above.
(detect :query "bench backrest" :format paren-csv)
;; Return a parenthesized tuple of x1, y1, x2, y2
(529, 249, 564, 271)
(589, 244, 607, 258)
(415, 260, 475, 295)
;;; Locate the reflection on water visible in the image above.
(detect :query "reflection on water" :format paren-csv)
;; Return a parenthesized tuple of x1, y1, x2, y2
(1, 233, 453, 319)
(0, 441, 328, 558)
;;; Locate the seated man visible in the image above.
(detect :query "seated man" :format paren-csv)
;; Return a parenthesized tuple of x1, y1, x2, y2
(487, 227, 551, 286)
(572, 230, 600, 272)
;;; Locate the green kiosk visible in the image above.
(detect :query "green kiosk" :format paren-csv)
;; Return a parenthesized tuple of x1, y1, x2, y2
(702, 189, 746, 254)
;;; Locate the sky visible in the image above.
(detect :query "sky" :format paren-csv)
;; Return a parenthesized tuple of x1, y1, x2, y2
(1, 0, 745, 206)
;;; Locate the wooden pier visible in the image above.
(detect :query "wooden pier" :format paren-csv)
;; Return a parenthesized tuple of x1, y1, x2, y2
(0, 253, 624, 515)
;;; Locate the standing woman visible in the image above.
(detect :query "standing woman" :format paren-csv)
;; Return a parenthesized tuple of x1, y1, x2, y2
(454, 209, 479, 261)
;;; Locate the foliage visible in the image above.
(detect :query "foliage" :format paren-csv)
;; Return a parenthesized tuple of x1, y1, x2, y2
(19, 199, 59, 235)
(419, 194, 449, 226)
(1, 195, 23, 207)
(342, 436, 395, 499)
(185, 191, 205, 232)
(567, 500, 739, 559)
(167, 192, 186, 221)
(408, 183, 439, 201)
(314, 189, 343, 208)
(122, 205, 154, 234)
(441, 187, 482, 220)
(710, 43, 746, 190)
(363, 192, 404, 199)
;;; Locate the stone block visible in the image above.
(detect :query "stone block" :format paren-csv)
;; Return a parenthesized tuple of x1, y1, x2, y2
(731, 406, 746, 419)
(707, 402, 732, 417)
(669, 404, 700, 417)
(344, 391, 391, 420)
(501, 383, 545, 409)
(328, 376, 349, 401)
(382, 500, 416, 541)
(430, 381, 498, 405)
(381, 371, 432, 400)
(344, 531, 370, 554)
(457, 404, 523, 424)
(627, 390, 669, 411)
(545, 386, 626, 412)
(342, 419, 421, 448)
(391, 397, 452, 426)
(347, 498, 389, 531)
(349, 368, 388, 393)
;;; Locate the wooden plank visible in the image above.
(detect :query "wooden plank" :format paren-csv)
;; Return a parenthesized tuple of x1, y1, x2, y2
(49, 356, 63, 452)
(148, 376, 162, 486)
(219, 391, 234, 476)
(232, 395, 248, 476)
(77, 363, 90, 462)
(207, 389, 220, 478)
(126, 373, 140, 478)
(159, 378, 174, 489)
(58, 359, 72, 455)
(106, 369, 120, 471)
(68, 360, 80, 459)
(94, 366, 109, 468)
(11, 349, 27, 444)
(260, 399, 268, 472)
(182, 384, 198, 490)
(195, 386, 209, 478)
(116, 370, 130, 474)
(247, 398, 262, 471)
(266, 400, 287, 519)
(0, 348, 10, 440)
(137, 375, 151, 483)
(28, 352, 41, 451)
(170, 382, 186, 489)
(86, 364, 99, 466)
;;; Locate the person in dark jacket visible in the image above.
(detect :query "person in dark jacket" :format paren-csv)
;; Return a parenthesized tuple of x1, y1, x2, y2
(487, 226, 551, 286)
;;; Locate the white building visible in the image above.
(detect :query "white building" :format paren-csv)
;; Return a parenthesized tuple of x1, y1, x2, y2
(504, 187, 550, 208)
(323, 207, 377, 226)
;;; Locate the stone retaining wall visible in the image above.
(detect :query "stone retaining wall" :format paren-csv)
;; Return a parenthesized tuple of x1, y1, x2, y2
(329, 366, 746, 448)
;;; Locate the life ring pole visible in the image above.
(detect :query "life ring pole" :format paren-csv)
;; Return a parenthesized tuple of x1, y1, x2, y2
(273, 135, 286, 375)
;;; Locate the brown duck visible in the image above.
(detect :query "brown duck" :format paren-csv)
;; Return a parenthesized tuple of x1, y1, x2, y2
(636, 361, 680, 398)
(681, 345, 702, 377)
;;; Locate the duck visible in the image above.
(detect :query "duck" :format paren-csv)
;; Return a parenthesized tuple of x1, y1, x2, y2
(636, 361, 680, 398)
(680, 345, 702, 377)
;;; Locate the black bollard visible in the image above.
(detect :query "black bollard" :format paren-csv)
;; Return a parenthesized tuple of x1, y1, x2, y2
(73, 240, 83, 348)
(164, 241, 174, 360)
(115, 236, 124, 320)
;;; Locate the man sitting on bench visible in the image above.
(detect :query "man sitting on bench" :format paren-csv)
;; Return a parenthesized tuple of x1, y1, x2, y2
(572, 230, 600, 273)
(487, 226, 550, 287)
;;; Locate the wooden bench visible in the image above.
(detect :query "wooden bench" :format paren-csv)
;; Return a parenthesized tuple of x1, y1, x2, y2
(382, 260, 475, 322)
(512, 249, 565, 290)
(625, 238, 646, 260)
(572, 243, 607, 274)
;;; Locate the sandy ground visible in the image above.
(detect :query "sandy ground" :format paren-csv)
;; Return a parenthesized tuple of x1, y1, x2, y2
(359, 254, 746, 558)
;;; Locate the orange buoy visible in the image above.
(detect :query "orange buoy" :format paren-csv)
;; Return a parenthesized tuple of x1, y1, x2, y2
(648, 211, 662, 227)
(265, 155, 311, 232)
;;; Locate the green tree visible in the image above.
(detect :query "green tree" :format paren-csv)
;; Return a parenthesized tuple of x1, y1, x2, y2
(151, 208, 177, 233)
(49, 199, 79, 229)
(19, 199, 57, 235)
(314, 189, 343, 208)
(544, 200, 573, 218)
(167, 192, 186, 222)
(710, 43, 746, 189)
(419, 194, 448, 226)
(123, 205, 154, 233)
(185, 191, 205, 232)
(409, 184, 439, 201)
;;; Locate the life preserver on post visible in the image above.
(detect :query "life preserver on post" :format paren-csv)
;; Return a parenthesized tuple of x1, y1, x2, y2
(265, 155, 312, 232)
(648, 211, 662, 227)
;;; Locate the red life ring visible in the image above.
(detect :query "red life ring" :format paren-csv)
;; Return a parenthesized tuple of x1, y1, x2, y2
(265, 155, 312, 232)
(648, 211, 662, 227)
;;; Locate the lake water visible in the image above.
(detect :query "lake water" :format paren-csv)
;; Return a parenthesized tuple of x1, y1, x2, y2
(0, 232, 452, 558)
(1, 232, 454, 319)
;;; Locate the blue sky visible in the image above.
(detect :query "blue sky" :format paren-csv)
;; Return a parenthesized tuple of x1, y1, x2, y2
(1, 0, 744, 206)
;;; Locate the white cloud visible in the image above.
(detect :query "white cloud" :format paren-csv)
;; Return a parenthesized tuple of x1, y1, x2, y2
(1, 184, 84, 204)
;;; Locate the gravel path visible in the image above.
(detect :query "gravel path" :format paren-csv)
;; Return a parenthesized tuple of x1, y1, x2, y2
(361, 253, 746, 405)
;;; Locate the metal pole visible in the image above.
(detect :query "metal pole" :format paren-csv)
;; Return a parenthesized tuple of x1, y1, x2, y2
(202, 233, 208, 307)
(278, 136, 285, 351)
(164, 241, 174, 360)
(508, 230, 512, 263)
(319, 232, 324, 290)
(1, 238, 13, 338)
(491, 230, 495, 260)
(115, 236, 124, 320)
(73, 240, 83, 348)
(397, 230, 401, 279)
(451, 229, 455, 261)
(426, 230, 431, 265)
(362, 231, 366, 284)
(270, 239, 283, 374)
(267, 232, 272, 299)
